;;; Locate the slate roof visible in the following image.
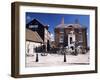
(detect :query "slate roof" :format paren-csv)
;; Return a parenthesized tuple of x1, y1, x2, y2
(26, 29, 43, 43)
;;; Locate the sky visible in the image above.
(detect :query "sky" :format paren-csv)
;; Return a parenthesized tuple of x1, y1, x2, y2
(26, 12, 90, 47)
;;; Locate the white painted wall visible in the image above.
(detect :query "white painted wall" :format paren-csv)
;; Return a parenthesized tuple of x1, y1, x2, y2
(44, 28, 48, 43)
(44, 28, 51, 43)
(26, 41, 42, 55)
(68, 31, 75, 48)
(0, 0, 100, 80)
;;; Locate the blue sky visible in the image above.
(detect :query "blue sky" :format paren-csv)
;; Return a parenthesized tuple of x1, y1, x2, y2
(26, 12, 90, 47)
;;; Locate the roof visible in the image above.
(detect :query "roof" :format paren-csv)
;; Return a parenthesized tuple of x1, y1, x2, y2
(26, 29, 43, 43)
(55, 23, 83, 29)
(55, 17, 86, 29)
(26, 19, 48, 29)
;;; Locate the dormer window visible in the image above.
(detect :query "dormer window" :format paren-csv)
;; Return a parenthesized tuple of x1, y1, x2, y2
(60, 28, 64, 33)
(29, 25, 38, 28)
(68, 25, 73, 27)
(59, 34, 64, 43)
(75, 28, 79, 33)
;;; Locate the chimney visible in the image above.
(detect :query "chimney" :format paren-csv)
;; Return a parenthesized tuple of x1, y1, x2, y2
(75, 18, 79, 24)
(61, 17, 64, 24)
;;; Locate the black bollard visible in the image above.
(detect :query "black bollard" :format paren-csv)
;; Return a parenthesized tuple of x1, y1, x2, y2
(36, 54, 39, 62)
(64, 53, 66, 62)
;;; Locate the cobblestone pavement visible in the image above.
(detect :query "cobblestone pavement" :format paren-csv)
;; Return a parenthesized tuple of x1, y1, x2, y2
(26, 52, 90, 67)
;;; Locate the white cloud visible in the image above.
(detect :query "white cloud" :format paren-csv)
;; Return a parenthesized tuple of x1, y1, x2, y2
(26, 16, 31, 20)
(87, 32, 88, 35)
(50, 33, 54, 41)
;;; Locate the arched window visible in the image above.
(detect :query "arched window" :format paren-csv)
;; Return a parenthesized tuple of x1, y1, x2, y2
(70, 37, 72, 44)
(59, 34, 64, 43)
(60, 28, 64, 33)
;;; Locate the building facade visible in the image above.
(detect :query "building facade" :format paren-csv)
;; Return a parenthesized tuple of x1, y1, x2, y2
(55, 18, 87, 51)
(26, 19, 51, 52)
(26, 29, 43, 56)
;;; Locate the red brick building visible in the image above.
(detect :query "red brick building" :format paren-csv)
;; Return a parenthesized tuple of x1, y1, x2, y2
(55, 18, 87, 50)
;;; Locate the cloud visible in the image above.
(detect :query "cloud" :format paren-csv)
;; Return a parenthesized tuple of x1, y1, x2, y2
(26, 16, 31, 20)
(87, 32, 88, 35)
(50, 33, 54, 41)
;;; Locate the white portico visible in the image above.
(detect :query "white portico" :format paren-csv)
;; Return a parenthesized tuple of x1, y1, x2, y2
(68, 31, 75, 49)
